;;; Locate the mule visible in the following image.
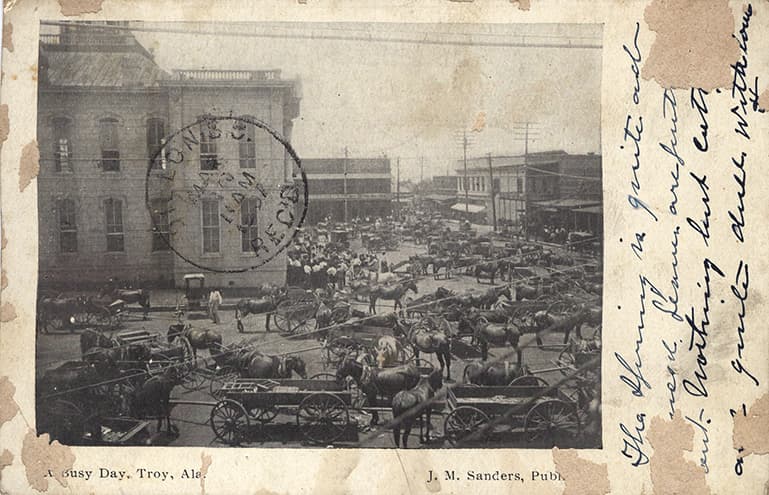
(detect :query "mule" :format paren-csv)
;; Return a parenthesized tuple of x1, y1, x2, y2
(431, 257, 453, 280)
(368, 279, 417, 314)
(474, 261, 500, 284)
(130, 367, 181, 434)
(395, 318, 452, 381)
(167, 323, 223, 361)
(238, 351, 307, 379)
(391, 370, 443, 447)
(234, 296, 278, 332)
(336, 356, 420, 425)
(463, 360, 529, 386)
(471, 316, 522, 362)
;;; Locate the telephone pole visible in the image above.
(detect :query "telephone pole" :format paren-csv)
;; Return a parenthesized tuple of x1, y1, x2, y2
(396, 157, 401, 221)
(511, 122, 541, 240)
(343, 146, 349, 223)
(487, 152, 497, 232)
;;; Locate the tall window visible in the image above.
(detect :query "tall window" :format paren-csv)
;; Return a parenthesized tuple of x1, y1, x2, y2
(517, 177, 523, 192)
(57, 199, 77, 253)
(240, 197, 260, 252)
(201, 199, 220, 253)
(52, 118, 72, 172)
(200, 128, 218, 170)
(99, 118, 120, 171)
(239, 124, 256, 168)
(104, 198, 124, 251)
(150, 198, 170, 251)
(147, 118, 166, 169)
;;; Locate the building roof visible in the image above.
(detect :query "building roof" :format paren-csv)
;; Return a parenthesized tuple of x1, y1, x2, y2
(42, 49, 169, 87)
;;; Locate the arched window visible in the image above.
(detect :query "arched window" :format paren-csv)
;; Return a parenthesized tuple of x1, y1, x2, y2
(104, 198, 124, 251)
(52, 117, 72, 172)
(57, 198, 77, 253)
(99, 118, 120, 171)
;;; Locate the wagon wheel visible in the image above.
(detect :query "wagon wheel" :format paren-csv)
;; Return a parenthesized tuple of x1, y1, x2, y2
(208, 366, 238, 399)
(272, 310, 290, 333)
(324, 336, 362, 368)
(330, 304, 351, 325)
(557, 348, 576, 376)
(248, 406, 279, 424)
(296, 392, 350, 445)
(180, 367, 207, 391)
(210, 399, 250, 446)
(444, 406, 490, 446)
(523, 399, 581, 447)
(509, 375, 550, 388)
(46, 399, 87, 444)
(290, 312, 316, 334)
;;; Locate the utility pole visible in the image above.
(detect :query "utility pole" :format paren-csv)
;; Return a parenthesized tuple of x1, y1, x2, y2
(511, 122, 541, 240)
(396, 157, 401, 222)
(343, 146, 349, 223)
(487, 152, 497, 232)
(463, 130, 469, 214)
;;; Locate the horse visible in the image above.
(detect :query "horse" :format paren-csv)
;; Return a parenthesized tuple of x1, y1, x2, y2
(37, 295, 85, 333)
(103, 288, 151, 320)
(431, 257, 453, 280)
(130, 367, 181, 434)
(532, 306, 597, 346)
(463, 360, 529, 386)
(80, 328, 116, 355)
(395, 317, 452, 381)
(474, 261, 501, 284)
(470, 316, 522, 362)
(167, 323, 223, 360)
(336, 356, 421, 425)
(373, 335, 408, 368)
(368, 279, 418, 314)
(234, 295, 279, 333)
(391, 369, 443, 448)
(237, 351, 307, 379)
(474, 286, 512, 309)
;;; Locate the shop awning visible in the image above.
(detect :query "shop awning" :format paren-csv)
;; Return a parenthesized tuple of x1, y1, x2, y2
(425, 194, 456, 202)
(451, 203, 486, 213)
(531, 199, 601, 209)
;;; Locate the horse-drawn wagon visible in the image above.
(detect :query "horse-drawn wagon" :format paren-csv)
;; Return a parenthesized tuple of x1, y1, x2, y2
(183, 273, 206, 311)
(209, 378, 355, 446)
(442, 382, 581, 447)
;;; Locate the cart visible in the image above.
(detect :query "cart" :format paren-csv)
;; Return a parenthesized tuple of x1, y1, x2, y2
(273, 287, 320, 334)
(183, 273, 206, 311)
(442, 383, 581, 447)
(210, 378, 354, 446)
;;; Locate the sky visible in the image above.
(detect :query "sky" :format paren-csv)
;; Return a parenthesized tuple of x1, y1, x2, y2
(132, 22, 603, 181)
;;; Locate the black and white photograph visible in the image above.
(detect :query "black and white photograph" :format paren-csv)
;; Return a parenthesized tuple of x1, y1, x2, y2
(34, 21, 603, 449)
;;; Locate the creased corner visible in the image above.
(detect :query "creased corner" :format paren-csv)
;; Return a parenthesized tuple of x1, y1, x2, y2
(19, 140, 40, 193)
(552, 448, 610, 495)
(733, 393, 769, 457)
(58, 0, 104, 17)
(641, 0, 739, 90)
(22, 430, 76, 492)
(647, 411, 712, 495)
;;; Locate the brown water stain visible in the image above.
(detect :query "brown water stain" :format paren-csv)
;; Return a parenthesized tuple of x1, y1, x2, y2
(0, 376, 19, 426)
(312, 452, 360, 495)
(1, 269, 7, 290)
(0, 302, 17, 322)
(19, 140, 39, 193)
(471, 111, 486, 132)
(200, 452, 212, 495)
(552, 448, 610, 495)
(0, 104, 9, 147)
(58, 0, 104, 16)
(22, 430, 76, 491)
(2, 22, 12, 52)
(647, 411, 712, 495)
(642, 0, 739, 90)
(512, 0, 531, 10)
(759, 89, 769, 112)
(0, 449, 13, 480)
(733, 393, 769, 456)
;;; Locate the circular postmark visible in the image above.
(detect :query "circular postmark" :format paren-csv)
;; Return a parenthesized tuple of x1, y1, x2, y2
(144, 114, 308, 273)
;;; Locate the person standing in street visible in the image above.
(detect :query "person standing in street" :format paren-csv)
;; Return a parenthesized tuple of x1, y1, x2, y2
(208, 287, 222, 324)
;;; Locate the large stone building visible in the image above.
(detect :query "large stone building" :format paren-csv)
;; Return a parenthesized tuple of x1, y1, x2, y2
(301, 158, 392, 223)
(37, 23, 301, 289)
(454, 151, 602, 233)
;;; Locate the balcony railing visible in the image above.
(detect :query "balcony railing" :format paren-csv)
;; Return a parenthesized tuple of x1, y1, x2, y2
(174, 70, 281, 81)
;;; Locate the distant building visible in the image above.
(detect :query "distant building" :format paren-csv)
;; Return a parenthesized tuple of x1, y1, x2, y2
(301, 158, 392, 223)
(37, 22, 301, 289)
(455, 151, 602, 233)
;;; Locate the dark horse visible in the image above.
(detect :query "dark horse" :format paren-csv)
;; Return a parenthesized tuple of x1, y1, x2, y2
(167, 323, 223, 361)
(236, 350, 307, 379)
(471, 316, 522, 362)
(431, 257, 453, 280)
(463, 360, 530, 386)
(395, 317, 452, 381)
(474, 261, 503, 284)
(391, 369, 443, 447)
(336, 356, 420, 425)
(80, 328, 116, 355)
(130, 367, 182, 434)
(103, 288, 151, 320)
(234, 293, 282, 333)
(368, 279, 418, 314)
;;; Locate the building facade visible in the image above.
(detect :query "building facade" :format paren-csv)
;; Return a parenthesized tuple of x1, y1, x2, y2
(301, 158, 392, 223)
(37, 23, 301, 289)
(454, 151, 602, 232)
